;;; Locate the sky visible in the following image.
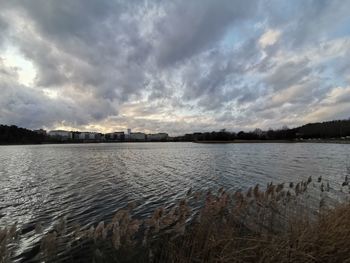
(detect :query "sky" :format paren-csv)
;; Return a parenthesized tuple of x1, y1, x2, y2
(0, 0, 350, 135)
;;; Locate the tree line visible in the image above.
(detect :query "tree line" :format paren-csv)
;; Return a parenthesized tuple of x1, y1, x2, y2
(1, 119, 350, 144)
(0, 125, 46, 144)
(173, 119, 350, 142)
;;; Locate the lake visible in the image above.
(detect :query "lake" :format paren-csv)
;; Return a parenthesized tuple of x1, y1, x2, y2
(0, 142, 349, 257)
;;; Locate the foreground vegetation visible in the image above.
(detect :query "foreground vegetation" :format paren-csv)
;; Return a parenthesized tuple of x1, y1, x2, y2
(1, 176, 350, 262)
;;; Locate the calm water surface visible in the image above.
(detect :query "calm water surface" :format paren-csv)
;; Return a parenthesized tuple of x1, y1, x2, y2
(0, 142, 349, 253)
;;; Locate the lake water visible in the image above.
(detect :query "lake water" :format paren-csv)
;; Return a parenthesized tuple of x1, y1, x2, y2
(0, 142, 349, 257)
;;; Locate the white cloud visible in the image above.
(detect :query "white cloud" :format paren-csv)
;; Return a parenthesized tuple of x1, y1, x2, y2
(259, 29, 281, 48)
(1, 47, 37, 86)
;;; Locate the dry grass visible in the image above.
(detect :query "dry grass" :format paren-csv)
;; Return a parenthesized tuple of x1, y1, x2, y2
(1, 177, 350, 262)
(0, 223, 17, 263)
(159, 196, 350, 263)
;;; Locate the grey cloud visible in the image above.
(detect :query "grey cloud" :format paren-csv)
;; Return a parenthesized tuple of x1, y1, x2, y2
(155, 0, 258, 66)
(180, 37, 262, 111)
(0, 15, 8, 45)
(336, 93, 350, 104)
(11, 0, 120, 39)
(6, 0, 151, 91)
(0, 70, 74, 128)
(237, 87, 261, 105)
(105, 114, 217, 135)
(0, 59, 116, 129)
(0, 0, 349, 133)
(265, 59, 312, 91)
(1, 0, 159, 129)
(265, 0, 350, 49)
(0, 81, 116, 129)
(1, 0, 263, 129)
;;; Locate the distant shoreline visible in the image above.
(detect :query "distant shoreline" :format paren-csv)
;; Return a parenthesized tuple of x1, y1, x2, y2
(193, 140, 293, 144)
(1, 139, 350, 146)
(194, 139, 350, 144)
(0, 141, 171, 146)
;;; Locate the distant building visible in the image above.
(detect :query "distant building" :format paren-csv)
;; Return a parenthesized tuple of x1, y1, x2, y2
(130, 132, 146, 141)
(105, 133, 113, 140)
(48, 130, 73, 140)
(78, 132, 99, 140)
(105, 132, 125, 141)
(147, 133, 168, 141)
(96, 133, 103, 141)
(78, 132, 87, 140)
(125, 129, 132, 140)
(88, 132, 96, 140)
(72, 132, 81, 140)
(115, 132, 125, 140)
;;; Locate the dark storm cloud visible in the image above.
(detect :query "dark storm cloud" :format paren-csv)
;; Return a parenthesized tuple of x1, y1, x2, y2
(0, 0, 349, 133)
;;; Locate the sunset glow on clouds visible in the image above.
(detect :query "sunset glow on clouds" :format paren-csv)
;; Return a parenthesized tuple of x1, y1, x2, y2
(0, 0, 349, 135)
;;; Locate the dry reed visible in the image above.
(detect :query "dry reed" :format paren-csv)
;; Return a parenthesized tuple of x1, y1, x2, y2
(1, 176, 350, 262)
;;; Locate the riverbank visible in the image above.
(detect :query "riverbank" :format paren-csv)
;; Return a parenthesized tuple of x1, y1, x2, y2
(194, 139, 350, 144)
(194, 140, 294, 143)
(299, 139, 350, 144)
(1, 139, 350, 146)
(0, 140, 173, 146)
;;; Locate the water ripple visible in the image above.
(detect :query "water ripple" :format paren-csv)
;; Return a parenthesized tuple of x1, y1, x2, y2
(0, 142, 349, 258)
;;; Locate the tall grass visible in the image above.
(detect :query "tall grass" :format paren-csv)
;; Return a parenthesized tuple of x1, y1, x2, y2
(0, 223, 17, 263)
(1, 176, 350, 262)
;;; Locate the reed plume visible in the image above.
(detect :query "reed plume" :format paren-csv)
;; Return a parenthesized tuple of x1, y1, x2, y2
(5, 176, 350, 263)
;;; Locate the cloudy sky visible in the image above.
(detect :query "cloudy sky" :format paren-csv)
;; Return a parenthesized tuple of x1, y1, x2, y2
(0, 0, 350, 135)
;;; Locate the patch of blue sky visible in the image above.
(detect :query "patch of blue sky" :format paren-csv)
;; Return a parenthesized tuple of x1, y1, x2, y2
(328, 17, 350, 39)
(326, 60, 349, 87)
(220, 21, 260, 51)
